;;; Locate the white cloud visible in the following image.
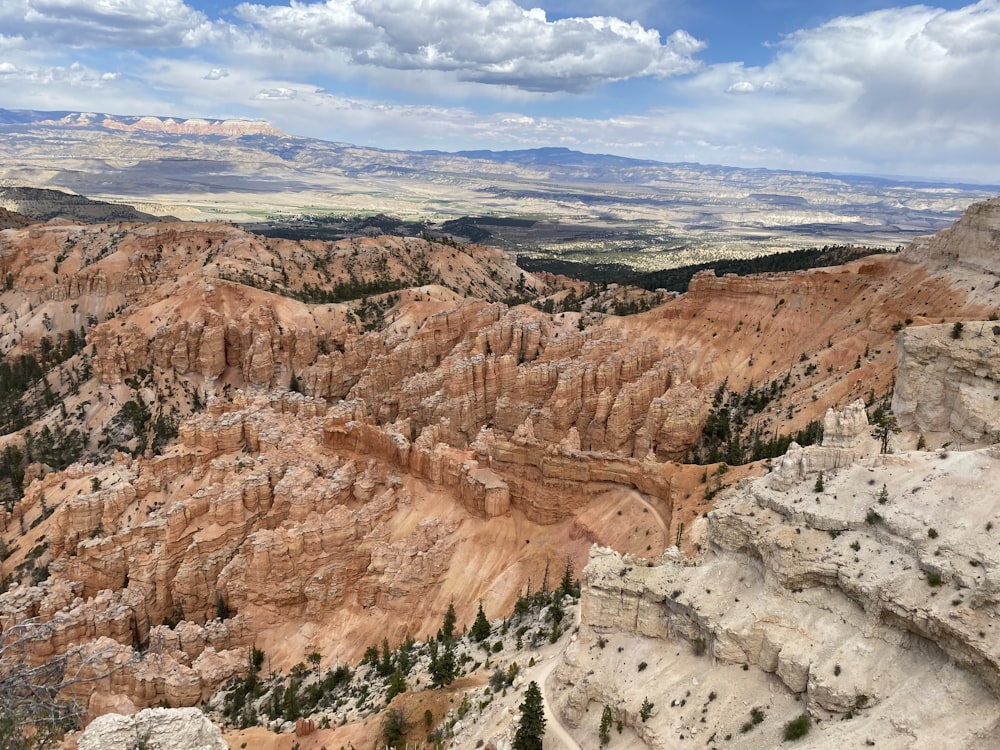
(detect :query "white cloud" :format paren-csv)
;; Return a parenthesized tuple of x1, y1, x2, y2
(234, 0, 704, 92)
(0, 0, 998, 181)
(725, 81, 755, 94)
(666, 0, 1000, 179)
(3, 0, 213, 47)
(254, 86, 297, 100)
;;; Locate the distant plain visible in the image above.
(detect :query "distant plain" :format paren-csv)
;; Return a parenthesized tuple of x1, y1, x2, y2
(1, 110, 997, 271)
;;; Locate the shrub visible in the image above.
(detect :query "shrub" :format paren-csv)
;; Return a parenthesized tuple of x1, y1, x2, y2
(783, 713, 811, 741)
(640, 697, 654, 722)
(951, 322, 964, 339)
(928, 528, 939, 539)
(927, 571, 943, 587)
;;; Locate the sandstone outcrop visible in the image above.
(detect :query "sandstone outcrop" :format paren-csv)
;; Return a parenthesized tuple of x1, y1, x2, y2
(767, 398, 872, 490)
(572, 401, 1000, 747)
(908, 197, 1000, 274)
(893, 322, 1000, 442)
(78, 707, 227, 750)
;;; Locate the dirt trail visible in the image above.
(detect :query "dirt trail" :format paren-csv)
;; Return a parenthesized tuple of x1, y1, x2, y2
(537, 654, 581, 750)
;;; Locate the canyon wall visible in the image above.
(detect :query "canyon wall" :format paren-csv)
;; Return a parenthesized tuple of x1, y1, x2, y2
(893, 322, 1000, 442)
(570, 399, 1000, 747)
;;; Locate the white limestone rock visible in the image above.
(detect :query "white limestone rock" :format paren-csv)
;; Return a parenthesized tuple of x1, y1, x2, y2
(893, 322, 1000, 442)
(78, 707, 227, 750)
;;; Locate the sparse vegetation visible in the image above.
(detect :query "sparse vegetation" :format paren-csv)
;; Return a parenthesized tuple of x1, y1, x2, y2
(783, 713, 811, 741)
(690, 378, 823, 465)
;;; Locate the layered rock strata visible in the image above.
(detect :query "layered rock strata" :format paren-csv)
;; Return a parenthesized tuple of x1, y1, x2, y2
(573, 401, 1000, 746)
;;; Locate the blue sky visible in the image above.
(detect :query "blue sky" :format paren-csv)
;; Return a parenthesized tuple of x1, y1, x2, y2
(0, 0, 995, 181)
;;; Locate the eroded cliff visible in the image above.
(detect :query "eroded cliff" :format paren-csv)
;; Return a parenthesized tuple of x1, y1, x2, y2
(0, 199, 997, 740)
(562, 397, 1000, 748)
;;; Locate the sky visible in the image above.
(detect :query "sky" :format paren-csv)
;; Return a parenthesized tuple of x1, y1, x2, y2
(0, 0, 997, 182)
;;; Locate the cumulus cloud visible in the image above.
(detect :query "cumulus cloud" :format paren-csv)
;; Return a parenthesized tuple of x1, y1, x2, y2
(725, 81, 755, 94)
(234, 0, 704, 92)
(669, 0, 1000, 178)
(2, 0, 212, 47)
(254, 86, 297, 100)
(1, 0, 999, 181)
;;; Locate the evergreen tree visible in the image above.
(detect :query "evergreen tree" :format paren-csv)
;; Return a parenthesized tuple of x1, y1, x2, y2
(470, 602, 491, 642)
(438, 602, 457, 643)
(428, 639, 457, 688)
(558, 558, 577, 598)
(382, 707, 406, 748)
(396, 634, 415, 675)
(385, 667, 407, 704)
(377, 637, 393, 677)
(599, 705, 613, 745)
(513, 681, 546, 750)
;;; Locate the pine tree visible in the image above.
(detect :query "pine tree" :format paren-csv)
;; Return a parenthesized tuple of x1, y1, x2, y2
(513, 681, 546, 749)
(438, 602, 457, 643)
(378, 637, 393, 677)
(429, 639, 456, 687)
(385, 667, 407, 704)
(397, 634, 415, 675)
(558, 558, 576, 598)
(599, 705, 613, 745)
(382, 707, 406, 748)
(470, 602, 491, 642)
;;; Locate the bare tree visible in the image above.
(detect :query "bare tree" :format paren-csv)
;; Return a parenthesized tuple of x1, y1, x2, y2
(0, 618, 125, 749)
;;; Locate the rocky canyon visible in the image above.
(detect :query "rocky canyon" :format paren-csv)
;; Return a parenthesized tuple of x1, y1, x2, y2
(1, 196, 1000, 748)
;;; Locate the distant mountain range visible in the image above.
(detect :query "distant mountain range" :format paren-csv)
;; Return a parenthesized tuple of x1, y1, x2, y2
(1, 107, 997, 268)
(0, 108, 282, 137)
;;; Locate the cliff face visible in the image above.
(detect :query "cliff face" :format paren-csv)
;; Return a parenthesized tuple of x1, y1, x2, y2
(893, 322, 1000, 442)
(907, 197, 1000, 274)
(566, 400, 1000, 748)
